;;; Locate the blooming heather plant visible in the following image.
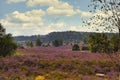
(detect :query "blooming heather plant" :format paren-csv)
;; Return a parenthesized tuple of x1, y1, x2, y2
(0, 46, 118, 79)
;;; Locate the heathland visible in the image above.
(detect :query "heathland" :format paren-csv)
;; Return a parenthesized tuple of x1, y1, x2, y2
(0, 45, 119, 80)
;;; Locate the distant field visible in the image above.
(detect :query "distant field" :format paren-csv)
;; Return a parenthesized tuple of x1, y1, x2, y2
(0, 46, 119, 80)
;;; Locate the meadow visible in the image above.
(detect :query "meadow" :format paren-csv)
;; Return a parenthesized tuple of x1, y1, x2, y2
(0, 45, 119, 80)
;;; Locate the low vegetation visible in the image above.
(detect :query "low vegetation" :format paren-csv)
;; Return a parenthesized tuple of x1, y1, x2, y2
(0, 46, 119, 80)
(52, 39, 63, 47)
(72, 44, 80, 51)
(36, 38, 42, 46)
(87, 33, 120, 79)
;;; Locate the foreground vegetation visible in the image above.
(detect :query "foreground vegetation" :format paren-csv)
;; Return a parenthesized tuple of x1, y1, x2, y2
(0, 34, 17, 57)
(0, 46, 119, 80)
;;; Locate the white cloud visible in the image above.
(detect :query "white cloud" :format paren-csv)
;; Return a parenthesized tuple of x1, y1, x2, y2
(26, 0, 71, 8)
(6, 0, 94, 17)
(7, 0, 26, 3)
(27, 0, 76, 16)
(32, 22, 68, 34)
(1, 15, 69, 36)
(27, 0, 58, 7)
(1, 15, 118, 36)
(0, 19, 46, 36)
(69, 26, 78, 31)
(47, 7, 76, 16)
(0, 9, 46, 36)
(4, 0, 118, 36)
(6, 9, 45, 24)
(76, 9, 93, 17)
(48, 22, 67, 31)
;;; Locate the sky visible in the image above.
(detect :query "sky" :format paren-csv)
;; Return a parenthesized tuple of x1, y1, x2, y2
(0, 0, 118, 36)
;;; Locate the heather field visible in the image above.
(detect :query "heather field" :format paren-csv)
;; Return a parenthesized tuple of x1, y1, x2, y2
(0, 46, 119, 80)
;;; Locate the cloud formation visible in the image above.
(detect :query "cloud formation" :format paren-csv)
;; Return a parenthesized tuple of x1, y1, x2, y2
(6, 0, 92, 17)
(3, 0, 118, 36)
(7, 0, 26, 3)
(0, 9, 46, 36)
(47, 7, 76, 16)
(27, 0, 77, 16)
(6, 9, 45, 24)
(76, 10, 93, 17)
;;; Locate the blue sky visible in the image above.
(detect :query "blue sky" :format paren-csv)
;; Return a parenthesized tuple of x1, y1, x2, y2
(0, 0, 118, 36)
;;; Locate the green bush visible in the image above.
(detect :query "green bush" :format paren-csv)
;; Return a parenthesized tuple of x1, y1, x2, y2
(25, 41, 33, 47)
(0, 34, 17, 57)
(82, 46, 89, 50)
(52, 39, 63, 47)
(36, 38, 42, 46)
(72, 44, 80, 51)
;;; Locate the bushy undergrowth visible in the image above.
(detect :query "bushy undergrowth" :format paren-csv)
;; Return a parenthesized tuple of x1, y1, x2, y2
(0, 46, 119, 80)
(0, 57, 117, 80)
(0, 34, 17, 57)
(72, 44, 80, 51)
(82, 46, 90, 50)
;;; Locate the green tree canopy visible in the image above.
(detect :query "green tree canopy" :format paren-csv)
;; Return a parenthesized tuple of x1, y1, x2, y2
(87, 33, 111, 53)
(109, 34, 120, 52)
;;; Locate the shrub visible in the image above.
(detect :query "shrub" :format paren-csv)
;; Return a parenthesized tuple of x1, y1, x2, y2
(0, 34, 17, 57)
(72, 44, 80, 51)
(36, 38, 42, 46)
(26, 41, 33, 47)
(42, 43, 50, 47)
(82, 46, 89, 50)
(109, 34, 120, 53)
(52, 39, 63, 47)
